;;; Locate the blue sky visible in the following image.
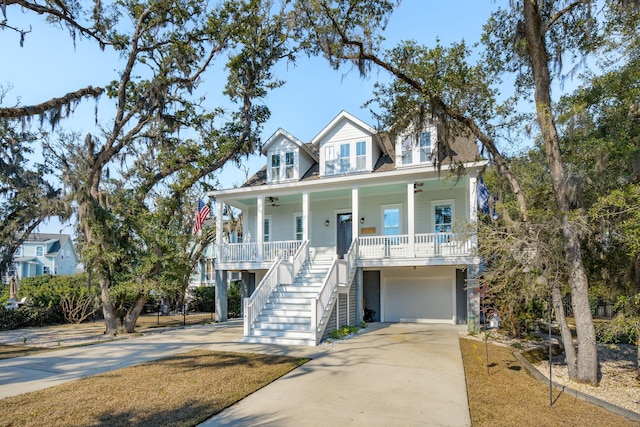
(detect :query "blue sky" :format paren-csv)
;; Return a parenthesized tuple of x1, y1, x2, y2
(2, 1, 497, 233)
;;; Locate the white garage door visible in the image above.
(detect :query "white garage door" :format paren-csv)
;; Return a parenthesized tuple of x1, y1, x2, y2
(384, 277, 452, 322)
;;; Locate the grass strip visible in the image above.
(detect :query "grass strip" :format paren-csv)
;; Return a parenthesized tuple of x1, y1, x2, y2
(1, 350, 308, 427)
(460, 337, 636, 426)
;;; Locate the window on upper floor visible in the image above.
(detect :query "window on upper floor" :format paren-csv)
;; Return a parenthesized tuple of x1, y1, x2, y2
(269, 151, 295, 182)
(285, 152, 295, 179)
(36, 246, 43, 256)
(325, 146, 337, 175)
(356, 141, 366, 170)
(14, 247, 22, 257)
(433, 201, 454, 233)
(383, 205, 401, 236)
(398, 131, 434, 167)
(419, 132, 432, 162)
(339, 143, 350, 173)
(271, 154, 281, 181)
(263, 217, 271, 242)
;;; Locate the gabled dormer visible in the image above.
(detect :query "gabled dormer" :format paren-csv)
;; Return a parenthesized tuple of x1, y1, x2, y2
(312, 111, 386, 177)
(395, 121, 437, 168)
(262, 128, 318, 183)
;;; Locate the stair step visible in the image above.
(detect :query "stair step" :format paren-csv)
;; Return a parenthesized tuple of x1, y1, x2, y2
(261, 308, 310, 317)
(251, 329, 313, 339)
(256, 315, 311, 324)
(243, 336, 316, 346)
(267, 297, 312, 304)
(253, 321, 310, 330)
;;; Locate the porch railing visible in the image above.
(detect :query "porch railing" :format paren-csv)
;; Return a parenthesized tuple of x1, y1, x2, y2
(263, 240, 302, 262)
(291, 240, 309, 279)
(219, 240, 302, 263)
(358, 232, 474, 259)
(312, 255, 339, 345)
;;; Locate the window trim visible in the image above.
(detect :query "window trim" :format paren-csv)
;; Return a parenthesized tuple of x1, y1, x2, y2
(355, 141, 366, 171)
(43, 265, 51, 275)
(270, 153, 281, 181)
(293, 212, 304, 241)
(431, 199, 455, 233)
(263, 216, 272, 243)
(381, 204, 402, 236)
(284, 151, 295, 179)
(36, 246, 43, 257)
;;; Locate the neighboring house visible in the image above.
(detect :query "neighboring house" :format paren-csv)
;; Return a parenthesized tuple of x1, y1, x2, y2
(6, 233, 78, 282)
(210, 110, 487, 345)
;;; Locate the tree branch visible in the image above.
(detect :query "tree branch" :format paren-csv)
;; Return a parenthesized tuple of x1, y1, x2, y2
(0, 86, 104, 119)
(545, 1, 586, 34)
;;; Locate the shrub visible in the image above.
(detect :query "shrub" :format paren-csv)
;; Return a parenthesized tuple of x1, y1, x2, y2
(329, 325, 360, 340)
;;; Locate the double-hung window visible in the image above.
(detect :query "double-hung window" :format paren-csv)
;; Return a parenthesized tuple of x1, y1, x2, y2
(339, 143, 350, 173)
(284, 152, 295, 179)
(294, 214, 303, 241)
(325, 146, 336, 175)
(434, 203, 453, 233)
(419, 132, 431, 162)
(43, 266, 51, 275)
(36, 246, 43, 256)
(271, 154, 281, 181)
(401, 135, 412, 165)
(263, 217, 271, 242)
(383, 206, 401, 236)
(355, 141, 366, 170)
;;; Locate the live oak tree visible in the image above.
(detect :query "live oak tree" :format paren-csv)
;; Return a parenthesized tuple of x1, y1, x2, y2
(3, 0, 296, 334)
(296, 0, 639, 384)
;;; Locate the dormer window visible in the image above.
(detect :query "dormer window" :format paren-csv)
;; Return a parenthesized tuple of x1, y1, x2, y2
(339, 143, 350, 172)
(398, 130, 434, 167)
(271, 154, 281, 181)
(419, 132, 432, 162)
(284, 152, 294, 179)
(325, 146, 337, 175)
(356, 141, 366, 170)
(269, 151, 295, 182)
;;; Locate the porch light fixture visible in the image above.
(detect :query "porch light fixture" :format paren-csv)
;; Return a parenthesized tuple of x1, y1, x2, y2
(325, 219, 330, 227)
(360, 217, 365, 224)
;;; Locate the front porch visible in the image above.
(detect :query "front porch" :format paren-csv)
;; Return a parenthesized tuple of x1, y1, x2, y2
(215, 232, 476, 270)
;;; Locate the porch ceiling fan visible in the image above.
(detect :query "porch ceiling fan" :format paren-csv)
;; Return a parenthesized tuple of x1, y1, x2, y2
(414, 182, 424, 193)
(268, 196, 280, 207)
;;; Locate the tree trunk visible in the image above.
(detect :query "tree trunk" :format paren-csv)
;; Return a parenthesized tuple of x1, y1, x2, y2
(124, 294, 147, 333)
(523, 0, 598, 383)
(551, 277, 577, 378)
(100, 279, 118, 335)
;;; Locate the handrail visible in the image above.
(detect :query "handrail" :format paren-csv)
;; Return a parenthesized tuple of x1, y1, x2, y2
(244, 255, 282, 337)
(291, 240, 309, 279)
(312, 255, 339, 344)
(345, 239, 357, 283)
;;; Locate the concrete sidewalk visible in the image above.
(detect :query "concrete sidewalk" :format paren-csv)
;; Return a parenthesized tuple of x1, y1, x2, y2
(0, 322, 470, 426)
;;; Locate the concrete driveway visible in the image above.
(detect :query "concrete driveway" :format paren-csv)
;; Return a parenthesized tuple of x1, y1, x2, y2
(201, 323, 470, 427)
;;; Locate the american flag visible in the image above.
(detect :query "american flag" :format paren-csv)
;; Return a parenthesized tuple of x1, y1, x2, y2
(192, 198, 211, 235)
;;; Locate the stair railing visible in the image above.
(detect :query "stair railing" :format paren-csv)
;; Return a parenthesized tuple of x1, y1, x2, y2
(244, 254, 282, 337)
(311, 254, 339, 344)
(291, 240, 309, 280)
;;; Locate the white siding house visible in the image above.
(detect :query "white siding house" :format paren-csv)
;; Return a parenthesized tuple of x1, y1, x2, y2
(210, 110, 486, 345)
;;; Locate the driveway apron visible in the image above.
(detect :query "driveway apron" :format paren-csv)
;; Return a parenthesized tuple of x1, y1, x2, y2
(202, 323, 470, 427)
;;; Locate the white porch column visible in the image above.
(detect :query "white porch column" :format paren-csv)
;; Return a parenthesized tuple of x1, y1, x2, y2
(407, 181, 415, 256)
(256, 196, 264, 261)
(302, 191, 310, 241)
(352, 186, 359, 243)
(469, 176, 478, 248)
(216, 201, 223, 262)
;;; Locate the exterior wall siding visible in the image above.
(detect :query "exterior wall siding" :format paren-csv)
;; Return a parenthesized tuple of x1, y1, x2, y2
(339, 293, 348, 327)
(349, 281, 357, 325)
